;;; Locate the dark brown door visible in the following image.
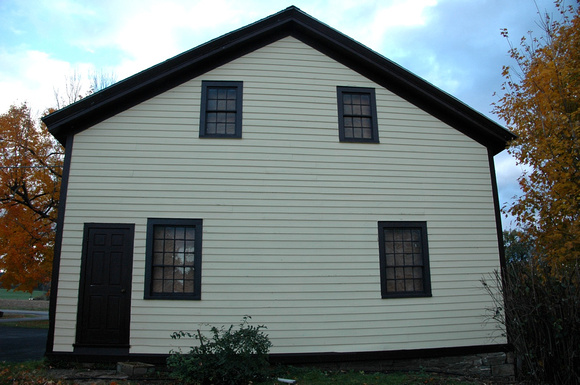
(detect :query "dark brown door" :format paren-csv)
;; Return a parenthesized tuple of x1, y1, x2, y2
(76, 223, 134, 348)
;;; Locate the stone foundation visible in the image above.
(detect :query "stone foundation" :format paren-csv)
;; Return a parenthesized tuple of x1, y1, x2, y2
(117, 362, 155, 377)
(310, 352, 515, 380)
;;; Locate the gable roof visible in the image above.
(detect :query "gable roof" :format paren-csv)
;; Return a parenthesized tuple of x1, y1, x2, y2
(42, 5, 515, 155)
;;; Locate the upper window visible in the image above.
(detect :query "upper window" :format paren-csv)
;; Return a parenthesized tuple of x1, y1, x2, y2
(200, 81, 243, 138)
(378, 221, 432, 298)
(144, 219, 203, 300)
(337, 86, 379, 143)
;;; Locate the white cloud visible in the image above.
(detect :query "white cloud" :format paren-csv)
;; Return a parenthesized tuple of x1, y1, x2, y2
(66, 0, 255, 79)
(0, 48, 95, 115)
(494, 150, 527, 229)
(307, 0, 438, 52)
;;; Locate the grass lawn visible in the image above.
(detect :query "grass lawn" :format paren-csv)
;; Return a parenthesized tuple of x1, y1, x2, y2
(0, 319, 49, 328)
(0, 289, 47, 300)
(0, 361, 493, 385)
(258, 366, 484, 385)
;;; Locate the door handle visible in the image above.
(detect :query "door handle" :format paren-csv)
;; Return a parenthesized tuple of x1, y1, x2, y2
(121, 289, 126, 293)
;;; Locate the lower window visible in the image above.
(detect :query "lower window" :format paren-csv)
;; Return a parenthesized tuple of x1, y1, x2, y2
(378, 221, 432, 298)
(144, 218, 203, 300)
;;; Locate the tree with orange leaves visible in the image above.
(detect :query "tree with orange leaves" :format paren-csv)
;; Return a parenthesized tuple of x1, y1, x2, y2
(495, 0, 580, 271)
(0, 103, 63, 293)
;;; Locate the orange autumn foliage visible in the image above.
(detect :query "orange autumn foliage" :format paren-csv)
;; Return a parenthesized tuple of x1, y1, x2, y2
(494, 0, 580, 271)
(0, 103, 63, 293)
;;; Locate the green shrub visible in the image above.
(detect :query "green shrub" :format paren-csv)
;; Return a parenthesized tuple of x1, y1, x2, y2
(167, 316, 272, 385)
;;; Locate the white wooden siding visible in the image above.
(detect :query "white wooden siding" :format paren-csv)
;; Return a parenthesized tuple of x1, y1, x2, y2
(53, 36, 505, 354)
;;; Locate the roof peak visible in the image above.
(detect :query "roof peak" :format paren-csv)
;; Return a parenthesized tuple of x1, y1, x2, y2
(42, 5, 513, 153)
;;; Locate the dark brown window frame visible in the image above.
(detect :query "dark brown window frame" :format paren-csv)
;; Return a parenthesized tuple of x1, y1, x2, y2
(378, 221, 432, 299)
(199, 81, 243, 138)
(144, 218, 203, 300)
(337, 86, 379, 143)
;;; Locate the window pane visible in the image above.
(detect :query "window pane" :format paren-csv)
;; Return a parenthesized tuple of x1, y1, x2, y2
(412, 229, 421, 241)
(380, 222, 429, 297)
(184, 253, 195, 266)
(396, 280, 406, 292)
(394, 230, 403, 241)
(414, 254, 423, 265)
(395, 267, 405, 279)
(175, 227, 186, 239)
(202, 83, 241, 137)
(148, 221, 201, 298)
(152, 280, 163, 293)
(154, 226, 164, 239)
(226, 112, 236, 123)
(175, 239, 185, 252)
(413, 267, 423, 279)
(395, 242, 404, 255)
(175, 267, 184, 280)
(414, 279, 424, 292)
(174, 281, 184, 293)
(413, 241, 422, 254)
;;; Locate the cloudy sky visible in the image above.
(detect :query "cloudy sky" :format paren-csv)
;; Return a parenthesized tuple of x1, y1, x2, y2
(0, 0, 564, 228)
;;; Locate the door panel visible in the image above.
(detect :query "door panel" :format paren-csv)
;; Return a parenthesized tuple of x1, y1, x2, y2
(76, 224, 134, 348)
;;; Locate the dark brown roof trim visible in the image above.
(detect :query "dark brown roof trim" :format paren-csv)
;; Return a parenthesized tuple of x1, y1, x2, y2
(42, 5, 515, 154)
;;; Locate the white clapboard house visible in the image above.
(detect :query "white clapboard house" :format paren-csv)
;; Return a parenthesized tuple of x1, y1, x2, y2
(42, 6, 515, 363)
